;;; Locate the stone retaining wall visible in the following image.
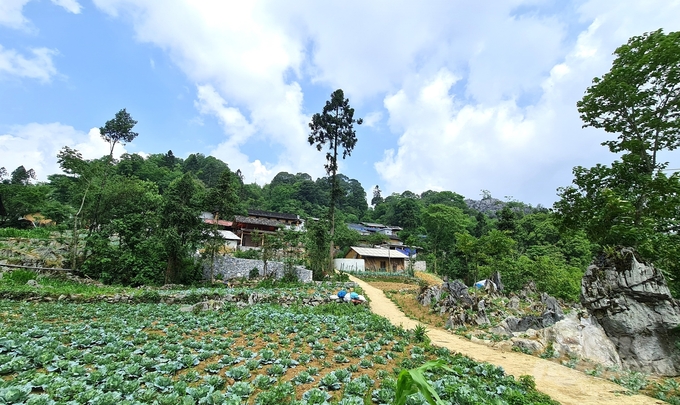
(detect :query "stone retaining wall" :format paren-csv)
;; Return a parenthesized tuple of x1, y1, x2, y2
(203, 256, 313, 283)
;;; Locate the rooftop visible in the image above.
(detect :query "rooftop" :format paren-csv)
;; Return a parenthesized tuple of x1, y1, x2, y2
(248, 209, 300, 221)
(349, 246, 408, 259)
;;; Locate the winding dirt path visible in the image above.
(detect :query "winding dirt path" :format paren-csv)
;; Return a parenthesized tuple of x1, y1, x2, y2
(349, 275, 664, 405)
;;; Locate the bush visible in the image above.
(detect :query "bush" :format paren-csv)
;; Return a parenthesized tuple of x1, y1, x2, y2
(281, 267, 298, 283)
(0, 227, 52, 239)
(135, 289, 161, 303)
(249, 267, 260, 279)
(235, 249, 261, 260)
(4, 269, 38, 285)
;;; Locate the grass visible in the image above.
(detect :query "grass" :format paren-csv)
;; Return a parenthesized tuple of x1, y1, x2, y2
(0, 227, 53, 239)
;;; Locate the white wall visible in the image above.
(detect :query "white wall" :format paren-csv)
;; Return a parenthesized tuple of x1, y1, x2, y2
(334, 258, 365, 272)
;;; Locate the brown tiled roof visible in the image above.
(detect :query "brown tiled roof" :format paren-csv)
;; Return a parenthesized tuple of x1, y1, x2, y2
(203, 219, 233, 227)
(234, 215, 283, 227)
(248, 209, 299, 221)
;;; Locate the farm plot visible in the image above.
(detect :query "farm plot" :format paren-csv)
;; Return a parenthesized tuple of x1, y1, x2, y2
(0, 298, 556, 404)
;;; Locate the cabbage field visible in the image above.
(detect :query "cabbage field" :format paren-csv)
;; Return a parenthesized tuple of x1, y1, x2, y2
(0, 289, 557, 404)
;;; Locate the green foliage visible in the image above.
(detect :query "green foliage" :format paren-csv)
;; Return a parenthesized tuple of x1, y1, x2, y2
(412, 324, 429, 344)
(611, 371, 649, 394)
(234, 249, 261, 260)
(99, 109, 138, 158)
(309, 89, 363, 274)
(305, 219, 330, 280)
(394, 360, 450, 405)
(3, 269, 38, 284)
(0, 227, 52, 239)
(557, 29, 680, 292)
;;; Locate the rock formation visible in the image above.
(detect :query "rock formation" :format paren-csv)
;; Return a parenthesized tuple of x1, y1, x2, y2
(581, 247, 680, 376)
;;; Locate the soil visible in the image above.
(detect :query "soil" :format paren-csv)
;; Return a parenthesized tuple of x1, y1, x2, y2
(350, 275, 665, 405)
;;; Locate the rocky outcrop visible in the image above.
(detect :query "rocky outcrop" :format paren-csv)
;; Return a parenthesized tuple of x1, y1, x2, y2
(581, 248, 680, 376)
(543, 312, 621, 367)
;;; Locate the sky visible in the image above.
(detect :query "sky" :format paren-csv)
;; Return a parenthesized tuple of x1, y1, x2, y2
(1, 0, 679, 207)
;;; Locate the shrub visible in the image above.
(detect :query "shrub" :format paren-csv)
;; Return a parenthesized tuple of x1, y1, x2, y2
(235, 249, 261, 260)
(4, 269, 38, 285)
(249, 267, 260, 279)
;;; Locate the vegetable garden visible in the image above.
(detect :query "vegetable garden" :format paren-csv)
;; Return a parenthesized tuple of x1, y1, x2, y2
(0, 287, 556, 404)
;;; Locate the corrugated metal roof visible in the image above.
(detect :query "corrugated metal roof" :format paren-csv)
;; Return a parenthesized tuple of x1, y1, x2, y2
(218, 230, 240, 240)
(349, 246, 408, 259)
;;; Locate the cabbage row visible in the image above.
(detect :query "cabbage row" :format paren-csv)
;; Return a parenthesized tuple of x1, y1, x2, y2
(0, 299, 556, 404)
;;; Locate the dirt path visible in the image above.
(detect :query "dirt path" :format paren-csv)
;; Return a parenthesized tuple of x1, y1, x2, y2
(350, 275, 664, 405)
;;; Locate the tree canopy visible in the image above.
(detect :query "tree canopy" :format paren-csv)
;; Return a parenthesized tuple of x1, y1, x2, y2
(557, 29, 680, 292)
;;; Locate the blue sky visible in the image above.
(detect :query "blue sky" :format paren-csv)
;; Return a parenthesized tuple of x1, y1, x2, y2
(1, 0, 679, 207)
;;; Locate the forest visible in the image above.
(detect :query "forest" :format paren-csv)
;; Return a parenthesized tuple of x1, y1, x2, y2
(1, 145, 590, 302)
(2, 29, 680, 303)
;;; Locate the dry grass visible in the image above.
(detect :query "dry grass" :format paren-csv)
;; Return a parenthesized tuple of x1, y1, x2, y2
(414, 271, 443, 286)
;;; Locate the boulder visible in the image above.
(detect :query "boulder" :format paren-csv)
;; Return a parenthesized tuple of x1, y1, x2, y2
(490, 271, 504, 292)
(445, 280, 475, 307)
(581, 247, 680, 376)
(537, 312, 621, 368)
(511, 338, 544, 354)
(417, 285, 442, 306)
(26, 279, 41, 288)
(508, 296, 520, 310)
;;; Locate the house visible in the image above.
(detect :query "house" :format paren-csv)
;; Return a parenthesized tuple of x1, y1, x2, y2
(347, 222, 404, 246)
(233, 209, 304, 248)
(344, 246, 408, 272)
(201, 212, 234, 230)
(218, 230, 241, 249)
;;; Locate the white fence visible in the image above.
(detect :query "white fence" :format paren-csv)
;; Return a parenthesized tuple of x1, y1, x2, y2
(334, 258, 365, 272)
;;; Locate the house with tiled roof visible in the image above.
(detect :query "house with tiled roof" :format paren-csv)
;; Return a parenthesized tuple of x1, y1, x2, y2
(344, 246, 408, 272)
(234, 209, 304, 248)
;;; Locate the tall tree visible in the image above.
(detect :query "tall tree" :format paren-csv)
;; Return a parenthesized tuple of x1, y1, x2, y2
(161, 173, 205, 284)
(556, 29, 680, 291)
(99, 109, 139, 159)
(371, 185, 383, 206)
(10, 166, 36, 185)
(308, 89, 362, 274)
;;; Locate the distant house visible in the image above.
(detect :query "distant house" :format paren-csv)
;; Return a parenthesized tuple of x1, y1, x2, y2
(201, 212, 234, 230)
(218, 230, 241, 249)
(347, 222, 404, 246)
(234, 209, 304, 248)
(344, 246, 408, 272)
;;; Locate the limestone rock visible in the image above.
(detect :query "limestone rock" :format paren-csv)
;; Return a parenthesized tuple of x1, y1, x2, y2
(508, 296, 520, 310)
(417, 285, 441, 306)
(537, 312, 621, 368)
(581, 248, 680, 376)
(26, 279, 41, 288)
(490, 271, 504, 292)
(511, 338, 544, 354)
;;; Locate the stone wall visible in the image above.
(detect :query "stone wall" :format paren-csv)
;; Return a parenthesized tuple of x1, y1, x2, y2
(409, 260, 427, 271)
(203, 256, 313, 283)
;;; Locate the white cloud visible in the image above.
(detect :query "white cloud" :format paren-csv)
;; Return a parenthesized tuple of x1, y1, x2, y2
(362, 112, 382, 128)
(0, 124, 126, 181)
(0, 0, 31, 29)
(374, 0, 680, 205)
(92, 0, 326, 184)
(83, 0, 680, 204)
(50, 0, 82, 14)
(0, 45, 58, 82)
